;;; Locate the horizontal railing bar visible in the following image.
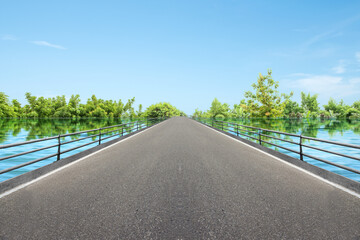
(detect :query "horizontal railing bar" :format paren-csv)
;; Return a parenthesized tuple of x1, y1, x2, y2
(238, 128, 258, 135)
(61, 134, 100, 145)
(101, 133, 120, 141)
(260, 133, 298, 145)
(302, 153, 360, 174)
(60, 140, 98, 155)
(260, 129, 299, 137)
(101, 123, 129, 130)
(101, 121, 144, 130)
(0, 153, 58, 175)
(236, 124, 259, 130)
(302, 144, 360, 161)
(0, 143, 59, 161)
(102, 128, 122, 135)
(0, 136, 58, 149)
(302, 136, 360, 149)
(61, 129, 99, 137)
(260, 140, 301, 154)
(238, 132, 259, 141)
(102, 123, 146, 137)
(227, 129, 237, 134)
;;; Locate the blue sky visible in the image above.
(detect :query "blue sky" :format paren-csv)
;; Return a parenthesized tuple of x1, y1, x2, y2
(1, 0, 360, 114)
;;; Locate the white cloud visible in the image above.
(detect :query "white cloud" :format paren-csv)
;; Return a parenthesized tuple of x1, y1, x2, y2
(350, 77, 360, 84)
(32, 41, 66, 50)
(2, 34, 17, 40)
(286, 74, 360, 98)
(332, 60, 346, 74)
(356, 52, 360, 63)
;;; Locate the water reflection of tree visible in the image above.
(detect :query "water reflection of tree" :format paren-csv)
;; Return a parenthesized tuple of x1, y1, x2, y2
(0, 118, 130, 143)
(1, 118, 360, 145)
(228, 118, 360, 139)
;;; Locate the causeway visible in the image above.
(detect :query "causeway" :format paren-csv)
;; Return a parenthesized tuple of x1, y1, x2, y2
(1, 117, 359, 239)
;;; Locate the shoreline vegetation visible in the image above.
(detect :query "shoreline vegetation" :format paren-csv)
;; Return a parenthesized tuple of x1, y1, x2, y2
(0, 93, 185, 119)
(1, 70, 359, 120)
(193, 69, 360, 120)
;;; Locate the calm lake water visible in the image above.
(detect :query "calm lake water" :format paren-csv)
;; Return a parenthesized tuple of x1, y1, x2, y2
(0, 118, 360, 182)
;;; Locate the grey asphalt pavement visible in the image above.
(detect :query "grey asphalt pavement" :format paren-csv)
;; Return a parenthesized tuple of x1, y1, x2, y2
(1, 117, 359, 239)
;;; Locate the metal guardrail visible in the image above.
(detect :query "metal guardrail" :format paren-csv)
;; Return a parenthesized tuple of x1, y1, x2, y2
(193, 117, 360, 176)
(0, 118, 166, 177)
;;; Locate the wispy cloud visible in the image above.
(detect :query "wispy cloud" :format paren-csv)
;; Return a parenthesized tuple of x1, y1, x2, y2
(303, 30, 343, 48)
(332, 60, 346, 74)
(303, 15, 360, 48)
(32, 41, 66, 50)
(356, 52, 360, 63)
(2, 34, 17, 40)
(284, 74, 360, 99)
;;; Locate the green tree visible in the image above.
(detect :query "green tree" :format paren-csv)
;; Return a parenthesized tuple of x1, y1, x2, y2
(352, 100, 360, 110)
(68, 94, 81, 117)
(301, 92, 319, 113)
(0, 92, 15, 117)
(244, 69, 292, 118)
(136, 104, 143, 118)
(11, 99, 22, 117)
(283, 100, 303, 118)
(192, 108, 208, 118)
(208, 98, 230, 119)
(143, 102, 185, 118)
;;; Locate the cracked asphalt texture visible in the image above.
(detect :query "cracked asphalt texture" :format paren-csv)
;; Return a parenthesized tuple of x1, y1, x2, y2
(1, 117, 360, 239)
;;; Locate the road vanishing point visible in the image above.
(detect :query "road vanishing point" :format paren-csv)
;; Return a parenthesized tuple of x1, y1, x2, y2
(1, 117, 360, 239)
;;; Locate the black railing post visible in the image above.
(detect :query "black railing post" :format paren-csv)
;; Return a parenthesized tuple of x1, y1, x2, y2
(258, 128, 262, 145)
(300, 135, 303, 160)
(57, 135, 61, 161)
(236, 124, 239, 136)
(99, 128, 102, 145)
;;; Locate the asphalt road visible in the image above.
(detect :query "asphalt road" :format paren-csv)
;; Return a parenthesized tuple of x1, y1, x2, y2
(1, 117, 360, 239)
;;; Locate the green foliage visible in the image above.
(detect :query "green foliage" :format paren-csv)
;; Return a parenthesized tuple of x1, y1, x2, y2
(352, 100, 360, 110)
(192, 69, 359, 120)
(192, 108, 209, 118)
(244, 69, 292, 118)
(208, 98, 230, 119)
(301, 92, 319, 113)
(323, 98, 355, 119)
(1, 93, 181, 119)
(283, 100, 303, 118)
(0, 92, 16, 117)
(143, 102, 186, 118)
(232, 102, 250, 118)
